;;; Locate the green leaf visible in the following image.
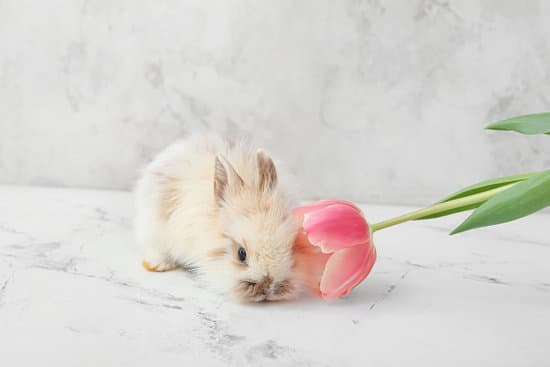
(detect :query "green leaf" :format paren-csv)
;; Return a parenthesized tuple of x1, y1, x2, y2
(439, 172, 541, 203)
(486, 112, 550, 135)
(451, 170, 550, 234)
(415, 172, 540, 220)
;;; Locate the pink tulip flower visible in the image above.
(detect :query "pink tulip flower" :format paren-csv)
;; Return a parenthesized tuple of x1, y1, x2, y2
(292, 200, 377, 300)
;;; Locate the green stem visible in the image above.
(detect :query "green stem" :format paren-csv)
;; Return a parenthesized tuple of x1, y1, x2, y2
(370, 182, 518, 232)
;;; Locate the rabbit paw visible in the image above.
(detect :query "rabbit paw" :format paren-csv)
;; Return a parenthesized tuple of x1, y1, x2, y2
(141, 258, 177, 272)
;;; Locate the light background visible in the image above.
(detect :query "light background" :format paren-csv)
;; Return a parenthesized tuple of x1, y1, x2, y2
(1, 0, 549, 204)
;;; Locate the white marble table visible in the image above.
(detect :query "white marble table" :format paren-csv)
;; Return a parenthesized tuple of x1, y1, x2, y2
(0, 186, 548, 367)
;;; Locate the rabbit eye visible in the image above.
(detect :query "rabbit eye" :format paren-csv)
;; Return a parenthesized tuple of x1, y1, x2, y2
(237, 246, 247, 263)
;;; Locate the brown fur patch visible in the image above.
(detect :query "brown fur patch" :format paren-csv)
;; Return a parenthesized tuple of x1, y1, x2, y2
(214, 155, 245, 206)
(257, 150, 277, 191)
(207, 247, 228, 259)
(141, 260, 174, 272)
(213, 156, 228, 206)
(235, 276, 273, 300)
(273, 280, 294, 297)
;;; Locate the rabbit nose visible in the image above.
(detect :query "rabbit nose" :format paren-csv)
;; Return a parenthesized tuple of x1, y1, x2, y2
(257, 276, 273, 293)
(258, 275, 273, 288)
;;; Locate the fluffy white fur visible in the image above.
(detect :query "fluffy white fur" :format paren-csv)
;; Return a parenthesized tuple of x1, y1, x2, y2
(134, 134, 300, 302)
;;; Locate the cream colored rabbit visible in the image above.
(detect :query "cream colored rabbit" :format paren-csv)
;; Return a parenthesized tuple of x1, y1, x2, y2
(134, 134, 300, 302)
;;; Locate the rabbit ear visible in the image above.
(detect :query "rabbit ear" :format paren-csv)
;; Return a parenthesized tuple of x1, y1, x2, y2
(214, 155, 244, 205)
(257, 149, 277, 192)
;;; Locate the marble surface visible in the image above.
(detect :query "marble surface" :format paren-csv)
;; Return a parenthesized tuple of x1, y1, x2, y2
(0, 185, 548, 366)
(2, 1, 550, 204)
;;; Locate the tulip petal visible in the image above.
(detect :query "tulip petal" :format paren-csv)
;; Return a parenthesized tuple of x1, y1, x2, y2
(292, 200, 361, 218)
(320, 244, 376, 300)
(302, 204, 370, 253)
(292, 232, 331, 297)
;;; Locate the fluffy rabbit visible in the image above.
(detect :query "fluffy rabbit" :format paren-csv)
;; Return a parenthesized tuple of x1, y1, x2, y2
(135, 134, 300, 302)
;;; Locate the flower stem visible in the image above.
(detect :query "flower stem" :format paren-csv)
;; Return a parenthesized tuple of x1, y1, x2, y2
(370, 183, 518, 232)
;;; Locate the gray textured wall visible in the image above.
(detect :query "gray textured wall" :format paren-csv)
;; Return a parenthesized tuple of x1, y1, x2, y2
(1, 0, 549, 204)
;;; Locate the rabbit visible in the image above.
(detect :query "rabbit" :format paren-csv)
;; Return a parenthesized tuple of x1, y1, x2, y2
(134, 134, 301, 302)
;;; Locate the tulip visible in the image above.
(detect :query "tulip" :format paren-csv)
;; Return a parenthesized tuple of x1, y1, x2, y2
(292, 200, 377, 300)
